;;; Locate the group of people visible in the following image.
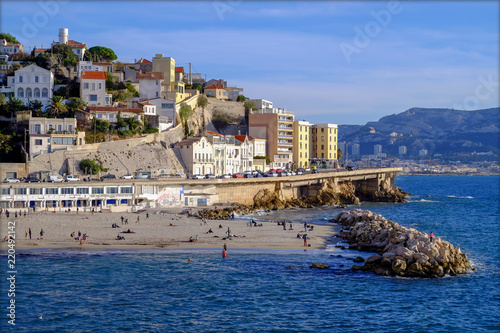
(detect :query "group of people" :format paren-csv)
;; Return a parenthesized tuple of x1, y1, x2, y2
(23, 228, 44, 240)
(70, 230, 87, 245)
(1, 208, 29, 219)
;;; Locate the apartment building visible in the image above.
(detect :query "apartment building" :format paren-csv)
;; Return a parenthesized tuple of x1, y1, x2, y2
(293, 120, 312, 168)
(312, 123, 338, 167)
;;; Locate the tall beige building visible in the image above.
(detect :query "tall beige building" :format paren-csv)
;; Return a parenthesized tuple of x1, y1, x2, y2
(293, 120, 312, 168)
(249, 109, 294, 169)
(312, 123, 338, 167)
(152, 54, 175, 93)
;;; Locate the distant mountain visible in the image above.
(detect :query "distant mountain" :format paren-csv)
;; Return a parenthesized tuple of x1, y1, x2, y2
(339, 107, 500, 158)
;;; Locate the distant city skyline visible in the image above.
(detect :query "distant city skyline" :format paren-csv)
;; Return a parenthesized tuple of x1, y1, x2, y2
(1, 1, 498, 125)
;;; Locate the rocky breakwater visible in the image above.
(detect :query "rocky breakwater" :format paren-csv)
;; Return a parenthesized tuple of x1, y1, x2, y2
(331, 209, 472, 278)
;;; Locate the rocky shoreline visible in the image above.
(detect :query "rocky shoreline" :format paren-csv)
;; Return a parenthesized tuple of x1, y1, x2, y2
(331, 209, 472, 278)
(196, 180, 409, 219)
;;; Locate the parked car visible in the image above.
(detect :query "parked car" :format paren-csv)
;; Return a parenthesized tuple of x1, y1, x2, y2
(255, 173, 263, 178)
(267, 172, 278, 177)
(304, 168, 311, 172)
(346, 166, 354, 171)
(191, 174, 204, 179)
(120, 174, 134, 180)
(296, 169, 304, 175)
(311, 168, 320, 174)
(49, 175, 65, 182)
(232, 173, 243, 178)
(25, 176, 41, 183)
(65, 175, 80, 182)
(219, 174, 232, 179)
(3, 177, 20, 183)
(205, 174, 217, 179)
(100, 174, 117, 181)
(174, 173, 186, 178)
(243, 172, 254, 178)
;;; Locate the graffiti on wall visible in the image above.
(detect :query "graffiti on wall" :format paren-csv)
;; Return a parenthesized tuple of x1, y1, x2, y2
(156, 187, 183, 207)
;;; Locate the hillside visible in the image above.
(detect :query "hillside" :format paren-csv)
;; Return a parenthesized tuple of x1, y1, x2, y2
(339, 107, 500, 159)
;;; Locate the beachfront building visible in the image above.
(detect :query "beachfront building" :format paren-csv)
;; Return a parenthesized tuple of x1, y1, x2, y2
(80, 71, 112, 106)
(0, 64, 54, 109)
(311, 123, 338, 168)
(293, 120, 312, 169)
(137, 72, 165, 99)
(174, 136, 215, 176)
(235, 135, 254, 172)
(28, 116, 85, 158)
(249, 108, 294, 169)
(205, 131, 240, 176)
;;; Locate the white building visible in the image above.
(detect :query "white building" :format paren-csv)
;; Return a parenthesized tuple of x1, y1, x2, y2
(174, 136, 215, 176)
(352, 143, 360, 156)
(80, 71, 111, 106)
(374, 144, 383, 156)
(419, 149, 428, 156)
(399, 146, 407, 155)
(247, 99, 273, 113)
(0, 39, 23, 55)
(137, 72, 165, 99)
(235, 135, 254, 172)
(77, 61, 113, 79)
(29, 116, 85, 157)
(52, 28, 86, 60)
(0, 64, 54, 108)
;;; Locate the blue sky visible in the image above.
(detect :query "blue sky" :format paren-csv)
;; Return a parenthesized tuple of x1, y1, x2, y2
(1, 1, 498, 125)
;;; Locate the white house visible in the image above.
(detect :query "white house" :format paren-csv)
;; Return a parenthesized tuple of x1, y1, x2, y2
(80, 71, 111, 106)
(146, 97, 175, 130)
(5, 64, 54, 108)
(137, 72, 164, 100)
(174, 136, 215, 176)
(77, 61, 113, 79)
(0, 39, 23, 55)
(235, 135, 254, 172)
(52, 28, 86, 60)
(28, 116, 85, 157)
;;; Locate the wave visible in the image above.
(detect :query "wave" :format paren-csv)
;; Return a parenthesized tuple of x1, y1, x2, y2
(447, 195, 474, 199)
(408, 199, 439, 203)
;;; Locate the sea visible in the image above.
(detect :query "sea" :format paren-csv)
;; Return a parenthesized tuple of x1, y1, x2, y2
(1, 176, 499, 332)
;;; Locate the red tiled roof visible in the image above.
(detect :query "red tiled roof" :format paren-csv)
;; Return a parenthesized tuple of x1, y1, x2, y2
(175, 67, 184, 73)
(137, 58, 151, 63)
(67, 40, 86, 48)
(235, 135, 247, 143)
(87, 106, 143, 113)
(137, 72, 164, 80)
(205, 84, 224, 90)
(81, 71, 107, 80)
(206, 130, 222, 136)
(137, 102, 153, 106)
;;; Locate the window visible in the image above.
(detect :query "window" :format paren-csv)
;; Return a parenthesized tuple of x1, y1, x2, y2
(76, 188, 89, 194)
(46, 188, 58, 194)
(91, 83, 95, 91)
(19, 76, 23, 83)
(84, 83, 89, 89)
(92, 187, 104, 194)
(17, 87, 24, 98)
(35, 76, 39, 83)
(61, 188, 74, 195)
(35, 139, 43, 145)
(321, 128, 324, 133)
(57, 125, 62, 132)
(2, 188, 10, 195)
(53, 137, 75, 145)
(98, 83, 102, 90)
(321, 145, 324, 150)
(42, 88, 48, 98)
(89, 95, 97, 102)
(120, 187, 133, 194)
(30, 188, 42, 195)
(26, 88, 32, 98)
(34, 88, 40, 98)
(106, 187, 118, 194)
(98, 114, 103, 119)
(34, 124, 41, 134)
(156, 92, 159, 97)
(161, 103, 174, 109)
(156, 80, 159, 85)
(68, 125, 73, 132)
(16, 188, 27, 195)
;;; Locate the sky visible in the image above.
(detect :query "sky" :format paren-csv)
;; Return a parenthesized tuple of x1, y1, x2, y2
(1, 1, 498, 125)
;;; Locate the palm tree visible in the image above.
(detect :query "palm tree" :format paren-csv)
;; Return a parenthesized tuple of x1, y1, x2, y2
(45, 96, 67, 117)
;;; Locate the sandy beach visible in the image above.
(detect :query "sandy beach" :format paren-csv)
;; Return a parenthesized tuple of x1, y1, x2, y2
(0, 207, 339, 251)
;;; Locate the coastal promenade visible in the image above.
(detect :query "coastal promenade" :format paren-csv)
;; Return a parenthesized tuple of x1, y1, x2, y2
(0, 168, 402, 212)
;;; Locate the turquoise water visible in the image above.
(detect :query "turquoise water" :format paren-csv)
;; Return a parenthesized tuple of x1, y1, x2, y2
(1, 176, 499, 332)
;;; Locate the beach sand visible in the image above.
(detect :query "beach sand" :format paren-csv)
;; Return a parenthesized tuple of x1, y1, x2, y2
(0, 208, 339, 251)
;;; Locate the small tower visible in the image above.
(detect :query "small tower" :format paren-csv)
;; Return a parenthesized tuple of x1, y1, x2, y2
(58, 28, 69, 44)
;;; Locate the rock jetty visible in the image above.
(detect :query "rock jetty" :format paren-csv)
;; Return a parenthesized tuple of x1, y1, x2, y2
(331, 209, 472, 278)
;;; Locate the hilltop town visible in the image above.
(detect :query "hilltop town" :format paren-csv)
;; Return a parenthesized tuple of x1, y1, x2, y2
(0, 28, 340, 181)
(0, 29, 498, 182)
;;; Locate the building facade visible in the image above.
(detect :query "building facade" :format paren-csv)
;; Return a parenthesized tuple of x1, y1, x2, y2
(174, 136, 215, 176)
(293, 120, 312, 168)
(80, 71, 111, 106)
(10, 64, 54, 108)
(137, 72, 164, 99)
(312, 123, 338, 168)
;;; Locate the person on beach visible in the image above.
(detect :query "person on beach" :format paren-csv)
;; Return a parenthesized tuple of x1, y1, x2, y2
(222, 248, 227, 259)
(304, 222, 307, 232)
(92, 208, 94, 215)
(125, 218, 128, 225)
(15, 211, 17, 218)
(283, 223, 286, 230)
(29, 228, 31, 239)
(136, 216, 140, 223)
(289, 223, 293, 230)
(40, 229, 44, 240)
(223, 243, 227, 251)
(25, 230, 27, 239)
(303, 234, 307, 247)
(231, 212, 235, 220)
(146, 213, 149, 219)
(78, 231, 81, 240)
(121, 216, 124, 224)
(430, 232, 434, 242)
